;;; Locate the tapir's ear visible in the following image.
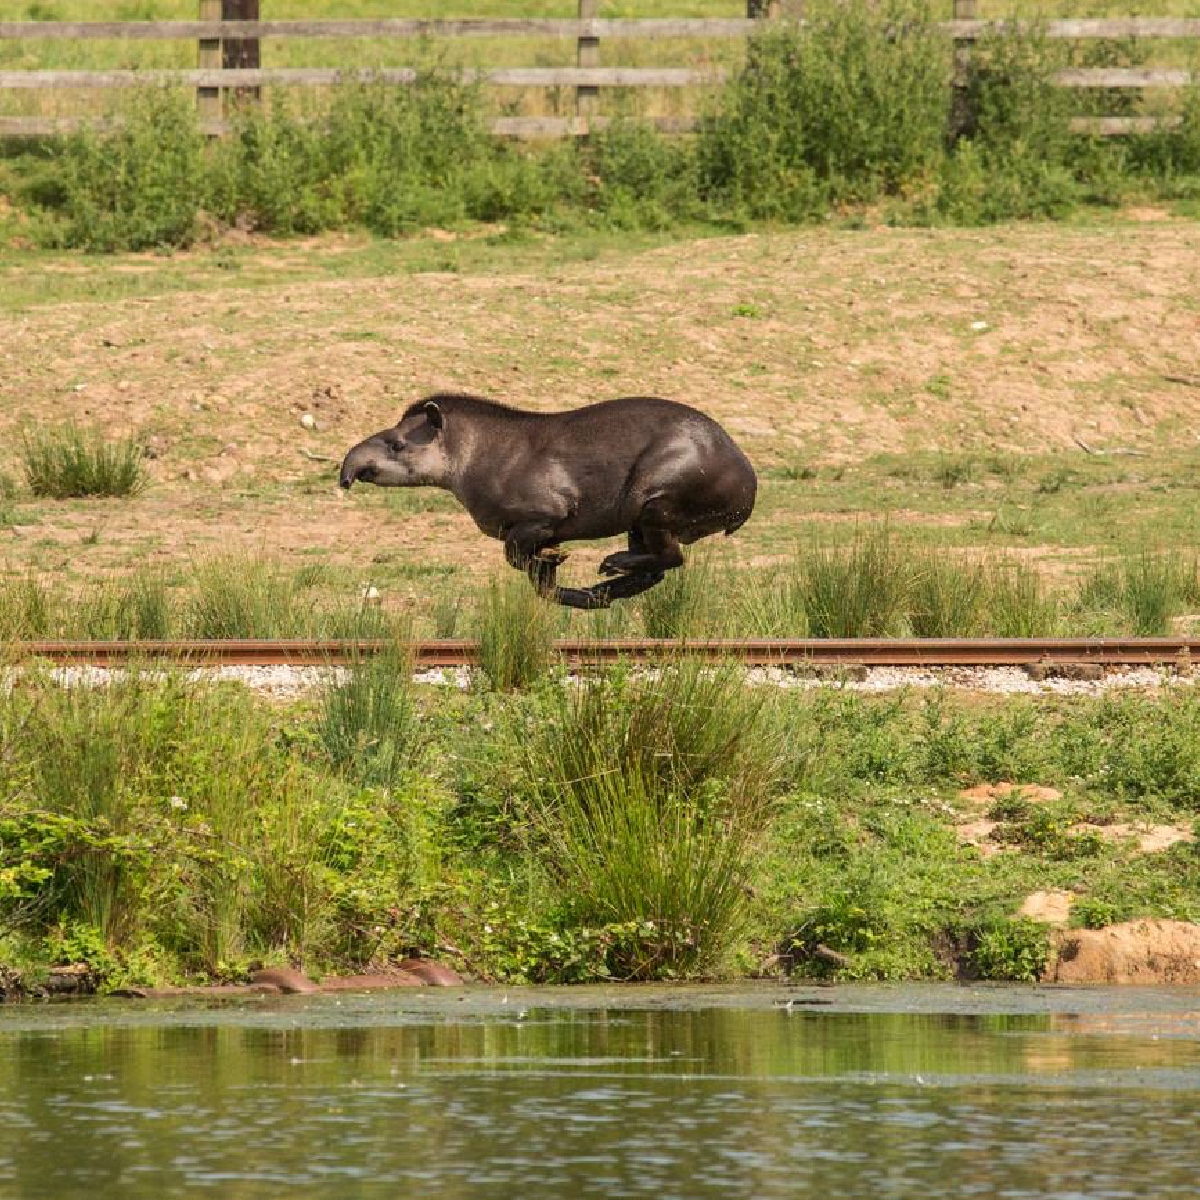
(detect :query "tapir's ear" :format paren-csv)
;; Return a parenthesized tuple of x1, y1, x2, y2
(424, 400, 444, 431)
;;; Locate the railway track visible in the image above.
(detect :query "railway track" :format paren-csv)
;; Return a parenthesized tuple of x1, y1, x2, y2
(8, 637, 1200, 669)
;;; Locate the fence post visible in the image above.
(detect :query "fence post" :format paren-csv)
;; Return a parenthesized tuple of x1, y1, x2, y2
(197, 0, 221, 128)
(577, 0, 599, 130)
(222, 0, 260, 107)
(951, 0, 976, 139)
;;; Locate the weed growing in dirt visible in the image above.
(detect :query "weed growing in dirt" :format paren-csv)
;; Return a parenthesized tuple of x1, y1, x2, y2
(21, 422, 147, 499)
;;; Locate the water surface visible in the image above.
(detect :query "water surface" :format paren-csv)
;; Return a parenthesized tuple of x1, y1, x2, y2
(3, 983, 1199, 1198)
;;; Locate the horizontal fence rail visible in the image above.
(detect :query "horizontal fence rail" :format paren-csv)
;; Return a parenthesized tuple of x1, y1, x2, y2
(10, 638, 1200, 669)
(0, 14, 1195, 141)
(1, 17, 1200, 40)
(0, 65, 1193, 90)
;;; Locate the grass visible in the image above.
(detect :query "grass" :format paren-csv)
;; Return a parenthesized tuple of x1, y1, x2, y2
(315, 638, 421, 789)
(20, 422, 147, 499)
(3, 667, 1200, 991)
(474, 572, 560, 689)
(1, 543, 1199, 641)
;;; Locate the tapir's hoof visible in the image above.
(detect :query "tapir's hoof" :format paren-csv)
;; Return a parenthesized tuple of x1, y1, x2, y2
(554, 585, 611, 610)
(598, 552, 639, 577)
(535, 547, 569, 565)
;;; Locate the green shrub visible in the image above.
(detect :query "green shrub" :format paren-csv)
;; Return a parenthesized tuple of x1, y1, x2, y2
(970, 918, 1051, 982)
(38, 88, 207, 251)
(21, 422, 147, 499)
(938, 27, 1081, 222)
(697, 0, 950, 218)
(186, 555, 304, 639)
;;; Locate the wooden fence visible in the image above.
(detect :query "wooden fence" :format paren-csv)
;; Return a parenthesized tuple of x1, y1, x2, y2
(1, 5, 1197, 140)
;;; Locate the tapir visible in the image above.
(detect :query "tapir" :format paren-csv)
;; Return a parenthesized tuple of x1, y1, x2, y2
(339, 392, 757, 609)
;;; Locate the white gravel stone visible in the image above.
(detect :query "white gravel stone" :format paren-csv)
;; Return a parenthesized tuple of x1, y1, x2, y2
(15, 662, 1192, 698)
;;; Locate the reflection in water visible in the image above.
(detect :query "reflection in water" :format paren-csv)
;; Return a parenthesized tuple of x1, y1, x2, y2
(1, 998, 1199, 1198)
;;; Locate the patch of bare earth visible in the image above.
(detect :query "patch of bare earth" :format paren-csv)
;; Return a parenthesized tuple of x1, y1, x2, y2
(1, 224, 1198, 584)
(1048, 920, 1200, 985)
(1018, 890, 1075, 927)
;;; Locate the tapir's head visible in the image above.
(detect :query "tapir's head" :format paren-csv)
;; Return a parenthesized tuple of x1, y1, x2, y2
(339, 399, 451, 490)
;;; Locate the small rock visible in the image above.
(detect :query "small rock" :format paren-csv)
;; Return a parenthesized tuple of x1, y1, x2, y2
(300, 413, 318, 431)
(1023, 662, 1104, 682)
(396, 958, 465, 987)
(250, 966, 320, 994)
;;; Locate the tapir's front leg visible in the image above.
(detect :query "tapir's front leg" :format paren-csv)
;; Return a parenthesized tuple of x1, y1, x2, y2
(503, 521, 569, 597)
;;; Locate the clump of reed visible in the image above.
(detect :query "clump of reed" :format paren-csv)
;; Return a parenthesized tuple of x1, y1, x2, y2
(475, 573, 559, 690)
(525, 659, 781, 977)
(315, 638, 420, 791)
(21, 422, 147, 499)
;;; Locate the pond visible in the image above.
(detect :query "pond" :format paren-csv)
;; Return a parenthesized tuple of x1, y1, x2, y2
(2, 983, 1199, 1198)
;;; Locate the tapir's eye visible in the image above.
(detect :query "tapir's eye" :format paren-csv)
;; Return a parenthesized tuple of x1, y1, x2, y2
(385, 435, 405, 454)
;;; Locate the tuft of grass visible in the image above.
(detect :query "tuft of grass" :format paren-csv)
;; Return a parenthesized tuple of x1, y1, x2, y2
(639, 553, 727, 640)
(475, 573, 559, 691)
(908, 549, 985, 637)
(186, 555, 303, 639)
(526, 660, 781, 978)
(315, 640, 420, 791)
(984, 558, 1059, 637)
(21, 422, 147, 499)
(76, 569, 173, 640)
(0, 575, 55, 641)
(796, 528, 911, 638)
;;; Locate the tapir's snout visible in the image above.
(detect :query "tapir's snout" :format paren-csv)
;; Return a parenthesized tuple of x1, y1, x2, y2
(339, 442, 377, 490)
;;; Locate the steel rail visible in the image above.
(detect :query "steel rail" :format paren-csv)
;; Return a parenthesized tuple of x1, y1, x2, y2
(7, 637, 1200, 668)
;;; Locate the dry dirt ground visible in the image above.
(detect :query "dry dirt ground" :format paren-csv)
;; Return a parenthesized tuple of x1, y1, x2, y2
(1, 220, 1198, 599)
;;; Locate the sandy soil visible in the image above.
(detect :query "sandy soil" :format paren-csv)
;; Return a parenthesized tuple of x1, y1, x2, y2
(1, 222, 1198, 587)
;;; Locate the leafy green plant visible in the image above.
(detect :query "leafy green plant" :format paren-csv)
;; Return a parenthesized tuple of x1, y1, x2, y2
(970, 918, 1051, 982)
(21, 422, 147, 499)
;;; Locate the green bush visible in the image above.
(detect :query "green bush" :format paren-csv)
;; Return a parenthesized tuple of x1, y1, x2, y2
(697, 0, 951, 218)
(38, 88, 207, 252)
(21, 422, 147, 499)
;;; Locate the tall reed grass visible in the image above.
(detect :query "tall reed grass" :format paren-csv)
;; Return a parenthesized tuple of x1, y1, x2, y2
(525, 660, 781, 977)
(315, 640, 420, 790)
(475, 574, 559, 690)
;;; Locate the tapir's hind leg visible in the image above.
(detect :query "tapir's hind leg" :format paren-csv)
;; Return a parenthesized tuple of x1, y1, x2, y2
(598, 524, 684, 579)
